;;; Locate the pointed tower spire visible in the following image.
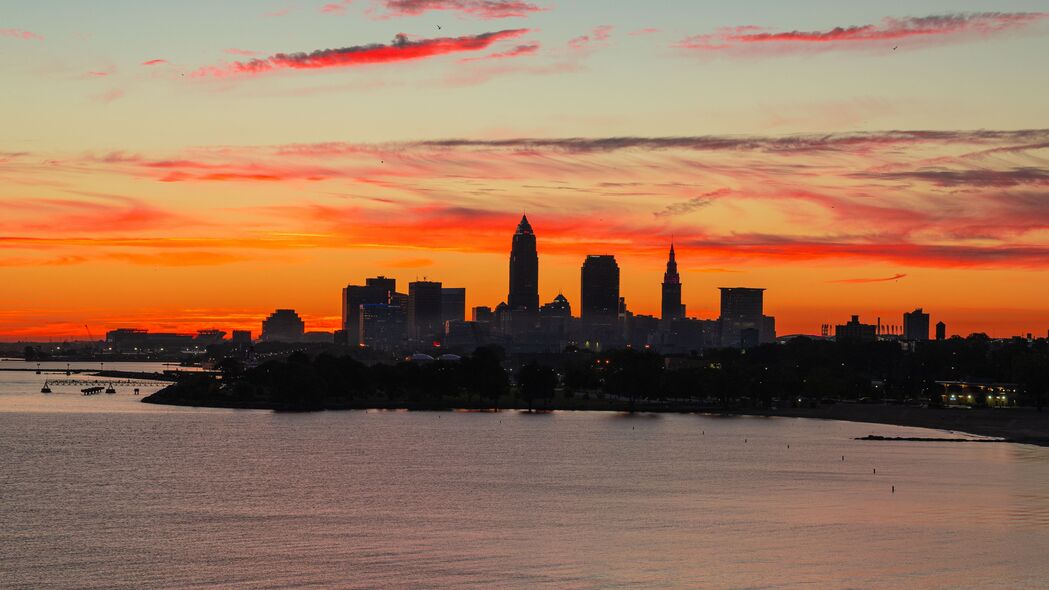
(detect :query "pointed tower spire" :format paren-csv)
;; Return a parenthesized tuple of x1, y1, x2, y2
(516, 214, 533, 235)
(662, 240, 684, 321)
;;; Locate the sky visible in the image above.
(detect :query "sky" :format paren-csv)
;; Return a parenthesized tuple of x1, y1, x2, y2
(2, 0, 1049, 340)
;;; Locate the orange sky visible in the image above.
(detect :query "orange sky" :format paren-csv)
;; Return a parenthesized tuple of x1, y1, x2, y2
(3, 3, 1049, 340)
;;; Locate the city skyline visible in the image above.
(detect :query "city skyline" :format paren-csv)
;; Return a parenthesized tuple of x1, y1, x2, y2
(4, 2, 1049, 339)
(81, 216, 987, 350)
(2, 212, 1045, 342)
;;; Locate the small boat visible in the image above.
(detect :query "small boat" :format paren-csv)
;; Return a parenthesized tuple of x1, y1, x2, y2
(41, 381, 52, 393)
(105, 384, 116, 394)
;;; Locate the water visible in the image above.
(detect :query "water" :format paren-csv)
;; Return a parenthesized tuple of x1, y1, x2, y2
(3, 362, 1049, 589)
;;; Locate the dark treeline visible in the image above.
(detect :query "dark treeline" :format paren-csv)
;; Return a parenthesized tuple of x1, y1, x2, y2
(145, 335, 1049, 411)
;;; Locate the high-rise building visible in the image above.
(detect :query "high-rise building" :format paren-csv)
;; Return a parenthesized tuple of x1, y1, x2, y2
(508, 215, 539, 314)
(366, 275, 396, 294)
(408, 280, 443, 341)
(936, 321, 947, 341)
(836, 315, 877, 342)
(718, 288, 768, 347)
(903, 308, 930, 341)
(581, 255, 620, 328)
(359, 304, 406, 350)
(472, 306, 494, 323)
(261, 309, 305, 342)
(441, 288, 466, 326)
(540, 293, 572, 317)
(231, 330, 252, 345)
(661, 243, 685, 322)
(342, 276, 397, 346)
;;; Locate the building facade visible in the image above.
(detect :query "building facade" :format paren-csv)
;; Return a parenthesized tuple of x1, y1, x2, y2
(718, 287, 771, 348)
(261, 309, 305, 342)
(508, 215, 539, 314)
(903, 308, 930, 341)
(661, 243, 685, 323)
(581, 255, 620, 328)
(408, 280, 443, 342)
(836, 315, 877, 342)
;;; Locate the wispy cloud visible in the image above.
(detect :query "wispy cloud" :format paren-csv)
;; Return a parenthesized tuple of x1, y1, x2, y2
(458, 41, 539, 62)
(830, 273, 908, 284)
(569, 25, 613, 50)
(223, 48, 261, 56)
(854, 167, 1049, 188)
(677, 12, 1049, 57)
(12, 128, 1049, 271)
(141, 59, 169, 66)
(320, 0, 353, 14)
(0, 28, 43, 41)
(375, 0, 543, 19)
(192, 29, 530, 77)
(654, 189, 732, 218)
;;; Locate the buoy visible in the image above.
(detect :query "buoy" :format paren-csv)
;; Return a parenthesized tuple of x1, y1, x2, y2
(842, 455, 845, 461)
(892, 485, 895, 493)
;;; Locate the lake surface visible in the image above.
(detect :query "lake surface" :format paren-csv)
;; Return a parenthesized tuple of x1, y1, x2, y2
(3, 361, 1049, 589)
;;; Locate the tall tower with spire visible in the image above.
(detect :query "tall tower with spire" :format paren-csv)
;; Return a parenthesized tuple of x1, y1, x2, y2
(508, 215, 539, 313)
(661, 242, 685, 321)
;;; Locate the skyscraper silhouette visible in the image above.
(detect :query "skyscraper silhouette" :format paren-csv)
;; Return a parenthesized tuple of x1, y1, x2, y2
(508, 215, 539, 313)
(661, 242, 685, 322)
(581, 255, 620, 327)
(903, 308, 930, 341)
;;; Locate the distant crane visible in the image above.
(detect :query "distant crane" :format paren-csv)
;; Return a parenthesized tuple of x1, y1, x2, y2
(84, 324, 94, 341)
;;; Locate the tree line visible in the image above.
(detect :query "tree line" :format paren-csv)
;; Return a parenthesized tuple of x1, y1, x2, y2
(148, 335, 1049, 411)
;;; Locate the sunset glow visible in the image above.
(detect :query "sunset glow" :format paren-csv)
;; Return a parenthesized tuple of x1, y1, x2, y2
(3, 1, 1049, 340)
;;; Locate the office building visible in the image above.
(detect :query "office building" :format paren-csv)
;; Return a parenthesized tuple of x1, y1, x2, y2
(342, 276, 398, 346)
(441, 288, 466, 325)
(359, 304, 406, 350)
(581, 255, 620, 328)
(903, 308, 930, 341)
(472, 306, 494, 323)
(508, 215, 539, 314)
(661, 243, 685, 322)
(936, 321, 946, 341)
(836, 315, 877, 342)
(261, 309, 305, 342)
(718, 287, 773, 348)
(408, 280, 443, 341)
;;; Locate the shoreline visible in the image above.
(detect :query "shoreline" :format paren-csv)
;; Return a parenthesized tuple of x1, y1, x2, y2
(141, 388, 1049, 447)
(720, 405, 1049, 448)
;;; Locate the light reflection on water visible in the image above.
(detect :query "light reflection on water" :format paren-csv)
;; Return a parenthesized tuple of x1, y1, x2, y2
(2, 365, 1049, 589)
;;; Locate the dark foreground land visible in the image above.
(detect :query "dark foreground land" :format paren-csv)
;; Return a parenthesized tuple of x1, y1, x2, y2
(143, 382, 1049, 447)
(142, 340, 1049, 447)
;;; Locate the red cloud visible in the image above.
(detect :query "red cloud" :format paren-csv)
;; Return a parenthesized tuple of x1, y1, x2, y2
(377, 0, 542, 19)
(0, 28, 43, 41)
(677, 12, 1049, 56)
(569, 25, 613, 50)
(193, 29, 529, 77)
(458, 42, 538, 62)
(320, 0, 353, 14)
(830, 273, 908, 284)
(223, 48, 261, 56)
(0, 195, 191, 234)
(141, 59, 169, 66)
